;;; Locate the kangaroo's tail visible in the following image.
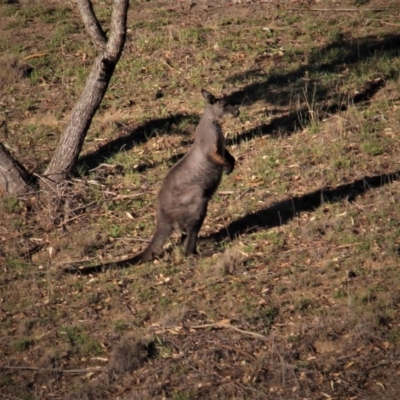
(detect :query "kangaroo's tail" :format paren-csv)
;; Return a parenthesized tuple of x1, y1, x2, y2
(62, 250, 148, 275)
(63, 220, 173, 275)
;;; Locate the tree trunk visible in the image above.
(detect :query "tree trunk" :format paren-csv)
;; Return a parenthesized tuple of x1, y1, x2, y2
(0, 143, 33, 195)
(43, 54, 117, 183)
(0, 0, 129, 194)
(43, 0, 129, 184)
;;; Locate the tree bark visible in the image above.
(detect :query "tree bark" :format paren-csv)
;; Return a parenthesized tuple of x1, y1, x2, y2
(0, 0, 129, 195)
(43, 0, 129, 184)
(76, 0, 107, 52)
(0, 143, 33, 195)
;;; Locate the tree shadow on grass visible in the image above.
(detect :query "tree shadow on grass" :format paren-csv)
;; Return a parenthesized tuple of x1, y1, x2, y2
(206, 34, 400, 244)
(207, 170, 400, 243)
(224, 33, 400, 143)
(78, 34, 400, 172)
(227, 76, 385, 146)
(78, 113, 197, 172)
(226, 33, 400, 108)
(121, 75, 385, 169)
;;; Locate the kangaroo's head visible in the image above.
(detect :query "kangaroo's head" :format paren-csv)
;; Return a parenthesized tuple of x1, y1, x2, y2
(201, 89, 240, 119)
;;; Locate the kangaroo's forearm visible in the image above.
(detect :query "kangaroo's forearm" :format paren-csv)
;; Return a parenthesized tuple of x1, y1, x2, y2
(224, 148, 235, 174)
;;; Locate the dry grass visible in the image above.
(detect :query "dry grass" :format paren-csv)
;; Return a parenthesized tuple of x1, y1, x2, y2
(1, 0, 400, 399)
(0, 54, 32, 85)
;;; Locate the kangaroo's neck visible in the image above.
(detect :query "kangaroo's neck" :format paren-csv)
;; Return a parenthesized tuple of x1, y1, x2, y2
(200, 106, 221, 124)
(195, 111, 222, 139)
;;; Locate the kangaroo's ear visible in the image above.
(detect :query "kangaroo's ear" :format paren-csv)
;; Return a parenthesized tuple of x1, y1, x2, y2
(201, 89, 216, 104)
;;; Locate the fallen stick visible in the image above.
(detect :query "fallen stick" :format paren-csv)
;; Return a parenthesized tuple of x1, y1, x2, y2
(0, 365, 102, 374)
(155, 320, 269, 340)
(22, 53, 48, 61)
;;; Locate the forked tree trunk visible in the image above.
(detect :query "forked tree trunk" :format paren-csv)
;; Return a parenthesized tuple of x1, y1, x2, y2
(0, 0, 129, 194)
(44, 0, 129, 184)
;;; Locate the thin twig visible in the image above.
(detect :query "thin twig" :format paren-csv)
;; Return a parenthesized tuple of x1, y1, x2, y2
(56, 258, 92, 265)
(57, 201, 98, 228)
(217, 343, 256, 360)
(68, 200, 97, 214)
(365, 360, 399, 372)
(32, 173, 58, 192)
(334, 376, 368, 395)
(86, 179, 106, 187)
(337, 243, 362, 249)
(57, 214, 85, 228)
(0, 365, 103, 374)
(222, 324, 268, 340)
(3, 233, 24, 242)
(73, 178, 106, 187)
(236, 382, 271, 397)
(115, 236, 150, 243)
(89, 163, 119, 172)
(104, 191, 145, 199)
(126, 304, 137, 317)
(22, 53, 48, 61)
(366, 18, 400, 27)
(158, 322, 269, 340)
(0, 392, 22, 400)
(236, 188, 254, 200)
(289, 8, 393, 12)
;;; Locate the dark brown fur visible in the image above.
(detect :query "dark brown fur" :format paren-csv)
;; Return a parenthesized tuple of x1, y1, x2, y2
(133, 89, 239, 263)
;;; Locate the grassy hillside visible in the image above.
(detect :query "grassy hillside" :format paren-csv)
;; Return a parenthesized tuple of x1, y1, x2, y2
(1, 0, 400, 398)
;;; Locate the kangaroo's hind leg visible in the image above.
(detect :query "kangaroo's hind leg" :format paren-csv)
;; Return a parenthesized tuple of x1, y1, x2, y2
(184, 205, 208, 257)
(184, 222, 202, 257)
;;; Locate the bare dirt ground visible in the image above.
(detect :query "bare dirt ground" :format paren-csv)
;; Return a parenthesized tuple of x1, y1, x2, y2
(1, 0, 400, 399)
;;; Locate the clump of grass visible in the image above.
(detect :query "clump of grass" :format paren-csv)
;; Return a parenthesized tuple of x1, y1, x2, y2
(12, 338, 33, 352)
(0, 195, 21, 213)
(214, 247, 248, 276)
(171, 390, 195, 400)
(107, 334, 155, 375)
(0, 54, 32, 85)
(59, 326, 103, 357)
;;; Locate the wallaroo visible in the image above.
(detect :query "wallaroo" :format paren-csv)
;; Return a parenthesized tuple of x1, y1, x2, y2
(64, 88, 239, 273)
(139, 89, 239, 260)
(129, 88, 239, 264)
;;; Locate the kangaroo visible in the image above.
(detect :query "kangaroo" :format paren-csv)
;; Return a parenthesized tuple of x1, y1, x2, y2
(136, 88, 239, 262)
(64, 89, 239, 274)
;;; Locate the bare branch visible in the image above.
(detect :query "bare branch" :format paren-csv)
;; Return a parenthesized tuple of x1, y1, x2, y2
(152, 321, 269, 340)
(106, 0, 129, 59)
(77, 0, 107, 51)
(0, 365, 103, 374)
(289, 8, 391, 12)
